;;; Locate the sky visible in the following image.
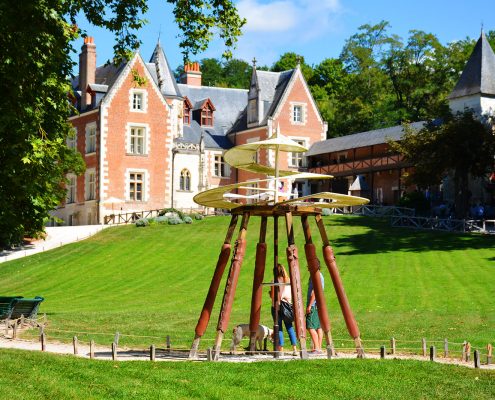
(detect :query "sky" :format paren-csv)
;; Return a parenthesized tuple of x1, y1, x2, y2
(73, 0, 492, 72)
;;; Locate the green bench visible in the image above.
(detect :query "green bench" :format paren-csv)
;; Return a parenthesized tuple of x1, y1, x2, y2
(0, 296, 44, 321)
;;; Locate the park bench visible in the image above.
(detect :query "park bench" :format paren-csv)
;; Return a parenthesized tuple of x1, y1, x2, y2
(1, 296, 45, 335)
(0, 296, 23, 319)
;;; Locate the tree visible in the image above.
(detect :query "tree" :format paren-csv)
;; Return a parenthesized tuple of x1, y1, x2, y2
(0, 0, 245, 248)
(391, 112, 495, 218)
(272, 52, 314, 82)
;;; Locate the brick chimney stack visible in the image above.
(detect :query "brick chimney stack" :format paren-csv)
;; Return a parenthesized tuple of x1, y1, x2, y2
(180, 62, 202, 86)
(79, 36, 96, 110)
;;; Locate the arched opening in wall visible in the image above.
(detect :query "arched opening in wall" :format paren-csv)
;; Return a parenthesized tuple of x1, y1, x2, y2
(180, 169, 191, 191)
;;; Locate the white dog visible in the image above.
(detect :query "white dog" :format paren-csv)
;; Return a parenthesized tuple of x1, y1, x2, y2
(230, 324, 273, 353)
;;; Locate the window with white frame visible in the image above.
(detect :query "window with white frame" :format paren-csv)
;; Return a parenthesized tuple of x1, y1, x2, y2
(180, 169, 191, 191)
(67, 128, 77, 149)
(293, 105, 303, 123)
(289, 139, 306, 167)
(85, 170, 96, 200)
(129, 172, 144, 201)
(130, 89, 147, 112)
(129, 126, 146, 155)
(214, 155, 230, 177)
(85, 123, 96, 153)
(66, 175, 76, 204)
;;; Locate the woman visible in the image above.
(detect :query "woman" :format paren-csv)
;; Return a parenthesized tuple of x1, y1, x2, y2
(270, 263, 298, 356)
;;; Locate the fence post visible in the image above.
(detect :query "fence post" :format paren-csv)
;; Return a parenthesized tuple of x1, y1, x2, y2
(380, 346, 385, 359)
(150, 345, 156, 361)
(206, 347, 213, 362)
(465, 342, 471, 362)
(474, 350, 480, 369)
(444, 338, 448, 358)
(430, 346, 436, 361)
(462, 341, 467, 361)
(90, 340, 95, 359)
(390, 337, 396, 355)
(421, 338, 426, 357)
(487, 344, 492, 365)
(73, 336, 78, 355)
(12, 322, 17, 340)
(112, 342, 117, 361)
(40, 332, 46, 351)
(166, 335, 171, 352)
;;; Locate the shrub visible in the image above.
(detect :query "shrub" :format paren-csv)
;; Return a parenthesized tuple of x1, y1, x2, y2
(159, 208, 185, 220)
(168, 217, 183, 225)
(321, 208, 332, 216)
(154, 216, 169, 225)
(135, 218, 149, 227)
(192, 213, 204, 220)
(183, 216, 193, 224)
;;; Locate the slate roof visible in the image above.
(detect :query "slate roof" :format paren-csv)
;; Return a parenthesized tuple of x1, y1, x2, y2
(147, 43, 181, 98)
(306, 121, 426, 156)
(177, 84, 247, 149)
(448, 32, 495, 99)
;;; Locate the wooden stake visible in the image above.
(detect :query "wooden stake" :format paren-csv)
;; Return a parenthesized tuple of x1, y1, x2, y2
(465, 342, 471, 362)
(462, 341, 467, 361)
(474, 350, 480, 368)
(90, 340, 95, 359)
(73, 336, 79, 355)
(150, 345, 156, 361)
(380, 346, 385, 359)
(12, 322, 17, 340)
(166, 335, 171, 352)
(112, 342, 117, 361)
(390, 337, 396, 355)
(487, 343, 492, 365)
(40, 332, 46, 351)
(430, 346, 436, 361)
(444, 338, 448, 358)
(421, 338, 426, 357)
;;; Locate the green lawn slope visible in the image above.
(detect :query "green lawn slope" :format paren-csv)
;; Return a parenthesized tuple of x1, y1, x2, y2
(0, 215, 493, 354)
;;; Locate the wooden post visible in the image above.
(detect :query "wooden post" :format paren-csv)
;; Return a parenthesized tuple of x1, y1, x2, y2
(90, 340, 95, 359)
(380, 346, 385, 359)
(206, 347, 213, 361)
(150, 345, 156, 361)
(166, 335, 171, 352)
(114, 332, 120, 347)
(12, 322, 17, 340)
(430, 346, 436, 361)
(487, 343, 492, 365)
(390, 337, 396, 355)
(422, 338, 427, 357)
(462, 341, 467, 361)
(112, 342, 117, 360)
(249, 217, 267, 354)
(73, 336, 79, 355)
(474, 350, 480, 369)
(444, 338, 448, 358)
(190, 215, 239, 359)
(273, 215, 280, 359)
(315, 214, 363, 357)
(465, 342, 471, 362)
(301, 215, 331, 359)
(284, 212, 308, 360)
(40, 332, 46, 351)
(213, 212, 250, 360)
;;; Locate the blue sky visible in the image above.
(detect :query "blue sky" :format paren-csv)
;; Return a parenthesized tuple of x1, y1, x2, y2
(74, 0, 492, 71)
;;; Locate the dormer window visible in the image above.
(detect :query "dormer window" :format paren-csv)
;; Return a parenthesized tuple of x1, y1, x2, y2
(129, 89, 147, 113)
(183, 97, 193, 125)
(201, 108, 213, 126)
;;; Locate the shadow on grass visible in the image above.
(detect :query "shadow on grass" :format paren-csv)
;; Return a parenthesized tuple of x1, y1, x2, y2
(326, 216, 495, 256)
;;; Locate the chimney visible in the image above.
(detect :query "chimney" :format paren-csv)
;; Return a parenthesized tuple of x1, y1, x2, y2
(180, 62, 202, 86)
(79, 36, 96, 110)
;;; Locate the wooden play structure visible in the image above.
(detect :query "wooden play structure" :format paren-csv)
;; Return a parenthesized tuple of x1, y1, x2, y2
(189, 129, 369, 360)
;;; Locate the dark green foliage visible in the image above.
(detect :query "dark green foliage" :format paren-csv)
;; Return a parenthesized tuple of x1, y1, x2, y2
(135, 218, 149, 227)
(391, 112, 495, 218)
(398, 191, 430, 215)
(183, 216, 193, 224)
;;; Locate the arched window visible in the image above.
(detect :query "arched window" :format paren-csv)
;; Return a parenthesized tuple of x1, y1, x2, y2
(180, 169, 191, 191)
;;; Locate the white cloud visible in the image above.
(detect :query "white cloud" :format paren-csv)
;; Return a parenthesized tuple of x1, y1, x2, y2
(237, 0, 298, 32)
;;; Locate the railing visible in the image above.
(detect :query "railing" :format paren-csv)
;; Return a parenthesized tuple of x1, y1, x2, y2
(309, 154, 410, 176)
(103, 207, 206, 225)
(333, 205, 415, 218)
(390, 216, 492, 234)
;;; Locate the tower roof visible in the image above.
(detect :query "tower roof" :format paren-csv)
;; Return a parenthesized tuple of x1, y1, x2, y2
(148, 42, 181, 98)
(448, 32, 495, 99)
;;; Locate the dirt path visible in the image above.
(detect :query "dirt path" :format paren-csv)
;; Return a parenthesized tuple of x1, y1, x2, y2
(0, 337, 493, 369)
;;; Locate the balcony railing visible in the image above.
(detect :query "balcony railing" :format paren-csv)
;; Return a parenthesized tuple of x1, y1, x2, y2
(309, 154, 410, 176)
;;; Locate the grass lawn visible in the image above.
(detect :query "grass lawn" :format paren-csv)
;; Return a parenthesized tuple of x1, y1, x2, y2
(0, 215, 493, 355)
(0, 348, 494, 400)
